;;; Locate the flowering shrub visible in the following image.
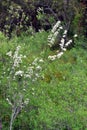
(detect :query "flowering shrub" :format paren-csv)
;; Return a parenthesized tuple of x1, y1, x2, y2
(48, 21, 78, 60)
(0, 29, 87, 130)
(5, 45, 44, 130)
(48, 21, 61, 47)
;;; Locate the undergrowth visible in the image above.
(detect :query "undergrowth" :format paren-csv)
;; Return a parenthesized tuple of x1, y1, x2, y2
(0, 31, 87, 130)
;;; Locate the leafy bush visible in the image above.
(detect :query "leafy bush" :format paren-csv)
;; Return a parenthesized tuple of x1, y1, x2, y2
(0, 28, 87, 130)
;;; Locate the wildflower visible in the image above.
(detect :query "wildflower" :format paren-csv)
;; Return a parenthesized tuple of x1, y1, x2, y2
(12, 46, 23, 68)
(39, 59, 44, 63)
(51, 21, 61, 33)
(13, 55, 22, 68)
(60, 38, 65, 46)
(48, 55, 57, 61)
(16, 45, 21, 51)
(65, 39, 72, 47)
(27, 67, 33, 75)
(61, 47, 66, 51)
(59, 26, 63, 30)
(48, 34, 53, 40)
(56, 52, 63, 58)
(24, 98, 29, 105)
(54, 31, 59, 37)
(69, 40, 73, 43)
(35, 73, 40, 78)
(15, 70, 24, 76)
(63, 30, 67, 35)
(74, 34, 78, 38)
(48, 21, 62, 47)
(6, 51, 12, 57)
(49, 37, 55, 44)
(24, 74, 31, 78)
(63, 34, 66, 38)
(36, 66, 42, 71)
(59, 38, 65, 51)
(23, 55, 26, 58)
(32, 78, 37, 82)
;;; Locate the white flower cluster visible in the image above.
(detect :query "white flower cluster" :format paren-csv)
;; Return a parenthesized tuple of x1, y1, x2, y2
(14, 57, 44, 82)
(48, 52, 64, 61)
(24, 58, 44, 82)
(48, 21, 62, 47)
(6, 46, 27, 78)
(6, 51, 12, 57)
(48, 20, 78, 61)
(6, 46, 24, 70)
(13, 46, 22, 68)
(24, 98, 29, 105)
(6, 46, 44, 81)
(48, 37, 73, 61)
(74, 34, 78, 38)
(15, 70, 24, 77)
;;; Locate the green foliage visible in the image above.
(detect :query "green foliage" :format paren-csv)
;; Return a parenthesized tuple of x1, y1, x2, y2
(0, 31, 87, 130)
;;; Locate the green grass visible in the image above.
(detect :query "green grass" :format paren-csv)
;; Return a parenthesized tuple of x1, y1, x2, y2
(0, 31, 87, 130)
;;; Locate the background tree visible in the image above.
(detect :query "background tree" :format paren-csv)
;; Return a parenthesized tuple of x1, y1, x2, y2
(0, 0, 86, 38)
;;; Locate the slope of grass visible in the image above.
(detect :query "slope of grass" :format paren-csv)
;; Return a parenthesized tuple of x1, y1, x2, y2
(0, 31, 87, 130)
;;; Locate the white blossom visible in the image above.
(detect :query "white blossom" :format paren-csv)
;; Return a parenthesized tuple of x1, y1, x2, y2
(13, 55, 22, 68)
(36, 66, 42, 71)
(35, 73, 40, 78)
(48, 21, 62, 47)
(15, 70, 24, 76)
(61, 48, 66, 51)
(39, 59, 44, 63)
(51, 21, 61, 33)
(65, 39, 72, 47)
(63, 30, 67, 35)
(48, 55, 57, 61)
(56, 52, 64, 58)
(74, 34, 78, 38)
(60, 38, 65, 46)
(24, 74, 31, 78)
(24, 98, 29, 105)
(49, 37, 55, 44)
(6, 51, 12, 57)
(54, 31, 59, 37)
(27, 67, 33, 75)
(16, 45, 21, 52)
(63, 34, 66, 38)
(23, 55, 26, 58)
(32, 78, 37, 82)
(48, 34, 53, 40)
(59, 26, 63, 30)
(11, 46, 23, 69)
